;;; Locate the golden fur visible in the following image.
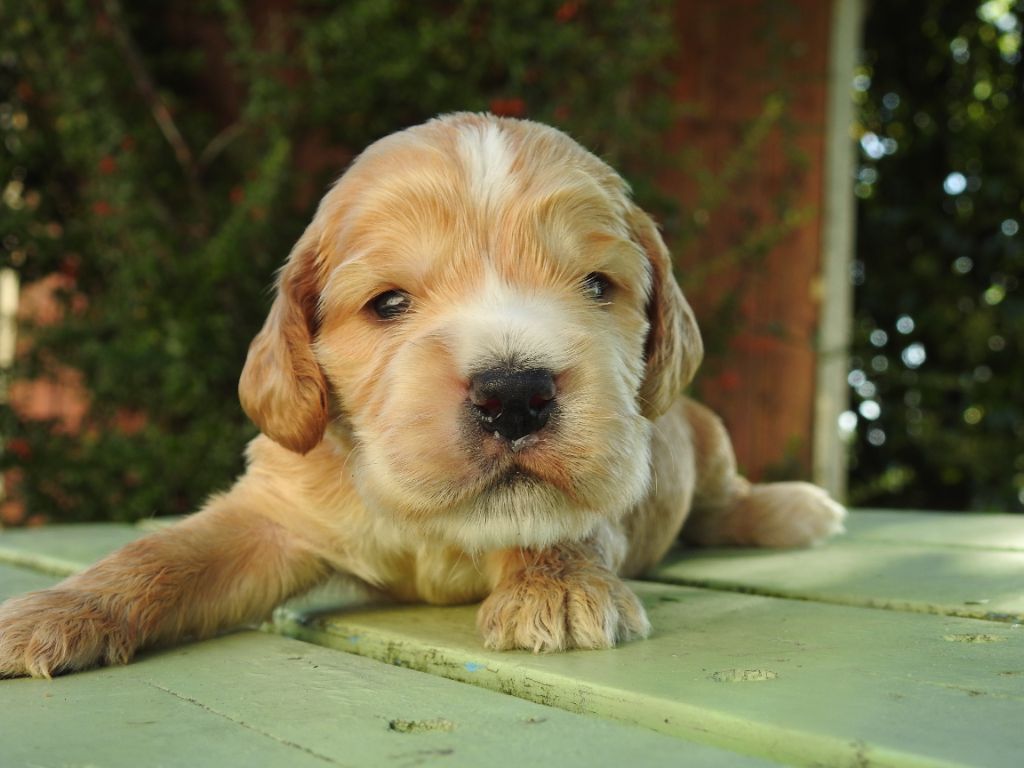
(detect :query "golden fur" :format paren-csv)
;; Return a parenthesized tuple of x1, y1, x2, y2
(0, 114, 845, 677)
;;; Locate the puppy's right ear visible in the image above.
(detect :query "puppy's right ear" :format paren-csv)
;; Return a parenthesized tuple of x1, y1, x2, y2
(239, 222, 329, 454)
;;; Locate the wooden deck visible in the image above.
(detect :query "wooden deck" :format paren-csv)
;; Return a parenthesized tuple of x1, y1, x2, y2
(1, 510, 1021, 767)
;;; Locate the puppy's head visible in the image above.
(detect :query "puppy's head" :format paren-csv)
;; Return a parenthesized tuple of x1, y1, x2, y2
(239, 114, 702, 550)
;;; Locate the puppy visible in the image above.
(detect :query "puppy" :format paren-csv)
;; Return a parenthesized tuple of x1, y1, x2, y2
(0, 113, 845, 678)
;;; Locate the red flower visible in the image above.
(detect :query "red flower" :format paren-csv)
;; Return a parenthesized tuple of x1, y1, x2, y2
(7, 438, 31, 460)
(98, 155, 117, 175)
(92, 200, 113, 217)
(556, 1, 581, 22)
(489, 97, 527, 118)
(0, 500, 26, 526)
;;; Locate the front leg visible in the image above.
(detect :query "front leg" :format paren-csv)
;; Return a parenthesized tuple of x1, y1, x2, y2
(477, 535, 650, 652)
(0, 481, 327, 678)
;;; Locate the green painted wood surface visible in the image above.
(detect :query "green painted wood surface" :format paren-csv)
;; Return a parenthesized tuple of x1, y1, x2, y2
(843, 510, 1024, 550)
(5, 627, 770, 768)
(2, 511, 1023, 767)
(0, 523, 146, 576)
(0, 562, 63, 599)
(652, 511, 1024, 622)
(0, 536, 769, 766)
(275, 581, 1024, 768)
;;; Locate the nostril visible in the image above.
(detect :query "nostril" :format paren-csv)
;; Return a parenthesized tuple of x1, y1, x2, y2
(475, 396, 503, 421)
(528, 392, 554, 415)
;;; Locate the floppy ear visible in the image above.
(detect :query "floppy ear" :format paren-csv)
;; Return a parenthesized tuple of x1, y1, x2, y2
(629, 206, 704, 419)
(238, 222, 329, 454)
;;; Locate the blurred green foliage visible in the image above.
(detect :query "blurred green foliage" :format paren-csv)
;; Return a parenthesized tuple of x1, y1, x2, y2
(850, 0, 1024, 512)
(0, 0, 679, 522)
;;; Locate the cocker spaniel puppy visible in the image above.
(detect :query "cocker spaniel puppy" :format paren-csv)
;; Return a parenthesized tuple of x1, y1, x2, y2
(0, 113, 845, 677)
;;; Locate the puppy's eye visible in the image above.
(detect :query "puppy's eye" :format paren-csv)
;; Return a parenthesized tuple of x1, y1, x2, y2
(581, 272, 612, 302)
(370, 290, 411, 320)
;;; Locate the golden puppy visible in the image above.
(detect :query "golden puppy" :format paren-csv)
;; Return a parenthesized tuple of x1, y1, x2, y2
(0, 114, 845, 677)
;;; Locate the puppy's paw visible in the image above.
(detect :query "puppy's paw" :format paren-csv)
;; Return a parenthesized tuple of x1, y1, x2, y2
(736, 481, 847, 548)
(0, 589, 133, 678)
(477, 567, 650, 652)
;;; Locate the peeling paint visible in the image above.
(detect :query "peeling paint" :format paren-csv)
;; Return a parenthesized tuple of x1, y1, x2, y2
(942, 634, 1006, 644)
(710, 669, 779, 683)
(388, 718, 455, 734)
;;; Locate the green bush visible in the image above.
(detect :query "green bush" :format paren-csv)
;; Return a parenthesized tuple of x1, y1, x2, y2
(0, 0, 677, 522)
(851, 0, 1024, 512)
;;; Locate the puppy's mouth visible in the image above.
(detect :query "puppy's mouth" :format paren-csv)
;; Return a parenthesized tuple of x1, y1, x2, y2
(491, 466, 542, 489)
(475, 428, 551, 471)
(473, 436, 580, 502)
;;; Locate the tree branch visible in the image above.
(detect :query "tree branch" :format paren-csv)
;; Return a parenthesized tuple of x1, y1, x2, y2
(101, 0, 207, 232)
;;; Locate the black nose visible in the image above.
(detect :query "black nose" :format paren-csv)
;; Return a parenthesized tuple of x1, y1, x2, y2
(469, 368, 556, 442)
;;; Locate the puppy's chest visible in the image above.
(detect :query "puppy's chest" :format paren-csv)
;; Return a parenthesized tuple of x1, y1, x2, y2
(341, 523, 490, 605)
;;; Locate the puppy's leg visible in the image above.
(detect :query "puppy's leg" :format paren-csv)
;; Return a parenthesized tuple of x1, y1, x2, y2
(0, 481, 327, 678)
(681, 399, 846, 548)
(477, 530, 650, 652)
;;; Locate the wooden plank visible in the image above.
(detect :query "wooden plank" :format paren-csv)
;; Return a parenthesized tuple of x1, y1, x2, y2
(275, 582, 1024, 768)
(0, 523, 146, 576)
(0, 562, 62, 599)
(1, 627, 770, 767)
(843, 510, 1024, 551)
(4, 517, 1022, 765)
(653, 538, 1024, 623)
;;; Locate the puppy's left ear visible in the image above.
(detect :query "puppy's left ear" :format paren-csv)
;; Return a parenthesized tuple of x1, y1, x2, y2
(629, 206, 704, 419)
(239, 222, 330, 454)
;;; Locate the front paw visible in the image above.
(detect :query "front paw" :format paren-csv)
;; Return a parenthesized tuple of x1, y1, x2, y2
(0, 589, 133, 678)
(477, 566, 650, 652)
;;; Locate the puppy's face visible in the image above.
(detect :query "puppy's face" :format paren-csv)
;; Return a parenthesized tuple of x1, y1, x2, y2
(240, 114, 702, 551)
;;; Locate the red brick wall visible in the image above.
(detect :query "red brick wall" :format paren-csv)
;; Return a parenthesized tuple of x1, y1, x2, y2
(665, 0, 832, 479)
